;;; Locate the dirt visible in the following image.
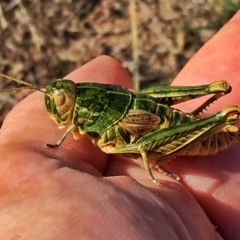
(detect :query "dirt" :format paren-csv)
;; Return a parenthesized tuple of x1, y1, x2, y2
(0, 0, 237, 125)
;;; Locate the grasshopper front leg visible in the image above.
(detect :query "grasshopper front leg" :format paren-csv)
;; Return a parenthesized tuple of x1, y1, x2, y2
(45, 125, 76, 148)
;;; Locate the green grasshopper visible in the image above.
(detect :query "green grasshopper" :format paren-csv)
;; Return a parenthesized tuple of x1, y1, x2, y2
(1, 74, 240, 185)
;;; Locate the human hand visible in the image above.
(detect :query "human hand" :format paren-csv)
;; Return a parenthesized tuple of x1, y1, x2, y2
(1, 11, 240, 240)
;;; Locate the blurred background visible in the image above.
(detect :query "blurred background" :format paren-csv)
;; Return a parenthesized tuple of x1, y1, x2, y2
(0, 0, 239, 124)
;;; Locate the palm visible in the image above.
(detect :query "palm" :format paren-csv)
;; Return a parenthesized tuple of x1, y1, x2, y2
(1, 12, 240, 240)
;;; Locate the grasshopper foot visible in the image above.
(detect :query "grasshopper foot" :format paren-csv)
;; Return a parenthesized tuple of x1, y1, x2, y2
(45, 143, 60, 148)
(152, 179, 162, 186)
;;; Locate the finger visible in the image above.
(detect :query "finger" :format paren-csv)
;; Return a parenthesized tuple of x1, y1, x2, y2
(0, 56, 132, 175)
(173, 11, 240, 111)
(168, 11, 240, 240)
(65, 55, 133, 88)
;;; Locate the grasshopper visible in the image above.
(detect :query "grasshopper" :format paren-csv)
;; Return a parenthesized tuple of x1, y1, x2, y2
(1, 74, 240, 185)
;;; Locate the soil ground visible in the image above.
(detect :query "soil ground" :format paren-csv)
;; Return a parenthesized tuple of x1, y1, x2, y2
(0, 0, 239, 125)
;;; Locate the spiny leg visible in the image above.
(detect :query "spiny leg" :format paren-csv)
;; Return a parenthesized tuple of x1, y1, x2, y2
(155, 165, 180, 181)
(191, 93, 227, 116)
(136, 106, 240, 160)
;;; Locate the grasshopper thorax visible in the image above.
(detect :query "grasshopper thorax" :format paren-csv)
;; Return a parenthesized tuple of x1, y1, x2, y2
(45, 79, 76, 127)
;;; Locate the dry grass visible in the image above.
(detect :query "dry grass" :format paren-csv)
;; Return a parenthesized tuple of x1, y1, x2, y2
(0, 0, 239, 124)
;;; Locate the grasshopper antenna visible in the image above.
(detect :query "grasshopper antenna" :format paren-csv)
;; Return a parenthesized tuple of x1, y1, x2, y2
(0, 74, 46, 93)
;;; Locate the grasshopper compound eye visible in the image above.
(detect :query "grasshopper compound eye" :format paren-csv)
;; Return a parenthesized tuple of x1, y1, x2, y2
(53, 90, 66, 107)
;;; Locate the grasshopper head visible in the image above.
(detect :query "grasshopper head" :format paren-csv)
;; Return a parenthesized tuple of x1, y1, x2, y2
(45, 79, 76, 127)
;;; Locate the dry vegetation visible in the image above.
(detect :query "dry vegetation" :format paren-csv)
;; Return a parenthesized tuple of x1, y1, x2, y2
(0, 0, 239, 124)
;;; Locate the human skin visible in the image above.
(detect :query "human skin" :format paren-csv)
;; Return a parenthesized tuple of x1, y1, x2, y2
(0, 11, 240, 240)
